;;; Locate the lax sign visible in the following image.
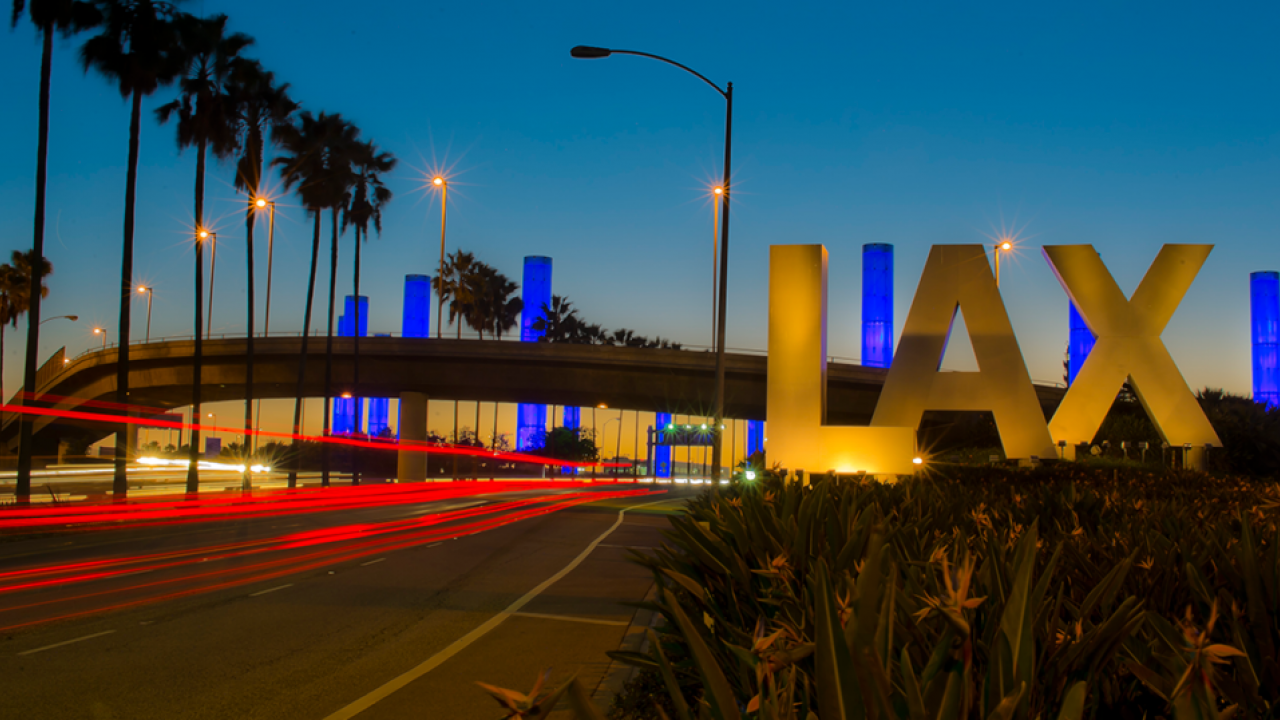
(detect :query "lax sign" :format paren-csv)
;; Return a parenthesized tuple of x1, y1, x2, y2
(766, 244, 1220, 476)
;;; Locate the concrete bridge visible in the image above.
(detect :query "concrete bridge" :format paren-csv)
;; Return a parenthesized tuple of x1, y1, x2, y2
(1, 335, 1066, 456)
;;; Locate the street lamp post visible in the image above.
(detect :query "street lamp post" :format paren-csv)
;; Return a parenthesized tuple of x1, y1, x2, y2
(257, 199, 277, 334)
(432, 176, 448, 340)
(711, 186, 722, 346)
(571, 45, 734, 482)
(40, 314, 77, 326)
(994, 240, 1012, 287)
(136, 285, 153, 342)
(206, 232, 218, 338)
(93, 326, 107, 350)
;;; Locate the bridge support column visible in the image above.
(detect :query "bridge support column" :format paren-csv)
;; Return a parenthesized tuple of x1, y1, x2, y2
(397, 392, 428, 483)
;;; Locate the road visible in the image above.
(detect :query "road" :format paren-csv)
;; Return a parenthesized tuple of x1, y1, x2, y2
(0, 483, 689, 718)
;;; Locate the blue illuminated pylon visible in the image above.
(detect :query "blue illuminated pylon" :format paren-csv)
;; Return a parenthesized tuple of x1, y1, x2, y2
(403, 274, 431, 338)
(746, 420, 764, 457)
(518, 257, 553, 450)
(861, 243, 894, 368)
(563, 406, 580, 429)
(1252, 271, 1280, 409)
(653, 412, 672, 478)
(333, 314, 355, 435)
(368, 333, 391, 436)
(1066, 301, 1096, 386)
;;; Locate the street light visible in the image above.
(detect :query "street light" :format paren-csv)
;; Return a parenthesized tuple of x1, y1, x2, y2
(571, 45, 734, 481)
(432, 176, 448, 340)
(994, 239, 1013, 288)
(39, 314, 77, 325)
(136, 285, 153, 341)
(711, 186, 722, 346)
(254, 198, 277, 334)
(92, 326, 107, 350)
(205, 231, 219, 338)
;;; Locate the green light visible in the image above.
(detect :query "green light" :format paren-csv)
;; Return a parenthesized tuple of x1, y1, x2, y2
(666, 423, 674, 430)
(700, 424, 707, 430)
(745, 470, 757, 481)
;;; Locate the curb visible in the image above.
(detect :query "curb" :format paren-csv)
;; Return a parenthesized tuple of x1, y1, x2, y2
(589, 581, 662, 709)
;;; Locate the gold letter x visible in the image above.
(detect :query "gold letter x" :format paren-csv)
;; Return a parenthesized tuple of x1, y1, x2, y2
(1043, 245, 1220, 448)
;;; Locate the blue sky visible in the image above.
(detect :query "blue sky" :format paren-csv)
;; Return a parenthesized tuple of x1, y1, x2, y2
(2, 0, 1277, 449)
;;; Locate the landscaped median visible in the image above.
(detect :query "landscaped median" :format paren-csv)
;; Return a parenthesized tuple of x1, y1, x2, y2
(479, 465, 1280, 719)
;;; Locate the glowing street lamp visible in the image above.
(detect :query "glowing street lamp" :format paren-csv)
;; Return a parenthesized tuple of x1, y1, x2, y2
(93, 326, 107, 350)
(136, 285, 154, 342)
(711, 185, 723, 346)
(571, 44, 734, 482)
(254, 198, 277, 334)
(432, 176, 448, 340)
(994, 239, 1013, 288)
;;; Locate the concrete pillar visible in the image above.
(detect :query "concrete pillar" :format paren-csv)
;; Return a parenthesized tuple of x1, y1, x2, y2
(397, 392, 428, 482)
(1186, 445, 1206, 471)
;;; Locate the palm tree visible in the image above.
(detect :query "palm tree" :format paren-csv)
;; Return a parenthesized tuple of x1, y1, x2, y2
(156, 11, 251, 494)
(342, 142, 394, 415)
(227, 59, 295, 474)
(273, 110, 348, 488)
(0, 252, 53, 425)
(10, 0, 100, 503)
(80, 0, 184, 498)
(341, 139, 394, 484)
(319, 119, 359, 486)
(433, 250, 479, 339)
(466, 265, 522, 340)
(533, 295, 582, 343)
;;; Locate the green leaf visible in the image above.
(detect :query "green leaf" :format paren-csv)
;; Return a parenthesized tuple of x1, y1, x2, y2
(663, 598, 743, 720)
(660, 568, 708, 605)
(900, 648, 927, 720)
(813, 563, 865, 720)
(1054, 681, 1086, 720)
(984, 681, 1025, 720)
(998, 522, 1037, 710)
(648, 628, 693, 720)
(605, 650, 659, 670)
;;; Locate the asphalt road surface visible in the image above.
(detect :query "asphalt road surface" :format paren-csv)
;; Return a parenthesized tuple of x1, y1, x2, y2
(0, 484, 689, 719)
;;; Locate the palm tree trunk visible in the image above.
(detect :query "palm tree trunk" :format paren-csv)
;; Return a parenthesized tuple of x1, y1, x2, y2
(242, 202, 255, 491)
(288, 211, 322, 488)
(351, 225, 361, 485)
(187, 136, 208, 495)
(113, 89, 143, 500)
(321, 206, 339, 487)
(15, 26, 54, 505)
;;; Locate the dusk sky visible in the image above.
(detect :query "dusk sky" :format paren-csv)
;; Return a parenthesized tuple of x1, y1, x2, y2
(3, 1, 1278, 451)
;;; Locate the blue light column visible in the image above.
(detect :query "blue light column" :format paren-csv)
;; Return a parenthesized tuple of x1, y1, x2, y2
(403, 275, 431, 338)
(1252, 271, 1280, 409)
(340, 296, 368, 434)
(368, 333, 391, 436)
(861, 243, 894, 368)
(1067, 301, 1097, 386)
(333, 313, 355, 435)
(654, 412, 672, 478)
(563, 407, 580, 429)
(517, 257, 553, 450)
(747, 420, 764, 457)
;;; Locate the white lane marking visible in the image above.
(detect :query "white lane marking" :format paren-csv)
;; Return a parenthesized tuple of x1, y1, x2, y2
(18, 630, 116, 656)
(510, 611, 628, 627)
(360, 558, 386, 566)
(248, 584, 293, 597)
(322, 496, 672, 720)
(406, 501, 484, 516)
(426, 543, 442, 548)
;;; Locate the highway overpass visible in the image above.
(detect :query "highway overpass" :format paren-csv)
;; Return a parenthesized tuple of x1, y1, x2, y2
(0, 335, 1066, 455)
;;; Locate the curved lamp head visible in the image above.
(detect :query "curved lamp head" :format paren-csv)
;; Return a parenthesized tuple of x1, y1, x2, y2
(254, 198, 268, 209)
(66, 315, 78, 322)
(570, 45, 612, 59)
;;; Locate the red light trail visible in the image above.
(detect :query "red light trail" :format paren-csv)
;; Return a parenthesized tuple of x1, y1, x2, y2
(0, 487, 663, 632)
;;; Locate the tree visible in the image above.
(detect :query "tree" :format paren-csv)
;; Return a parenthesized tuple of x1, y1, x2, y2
(227, 58, 295, 482)
(533, 295, 582, 343)
(531, 426, 598, 463)
(155, 11, 251, 494)
(341, 138, 395, 480)
(470, 265, 522, 340)
(433, 250, 479, 339)
(10, 0, 100, 503)
(273, 110, 353, 487)
(318, 118, 359, 487)
(80, 0, 184, 498)
(0, 252, 53, 408)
